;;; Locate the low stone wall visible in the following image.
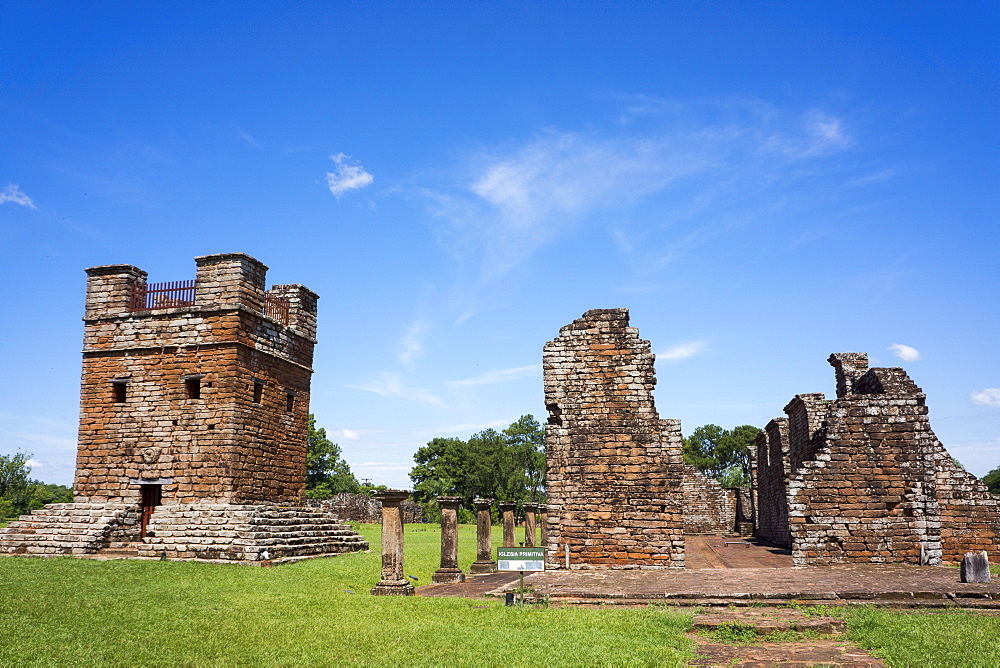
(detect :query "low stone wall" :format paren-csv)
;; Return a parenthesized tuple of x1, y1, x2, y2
(682, 466, 736, 534)
(307, 493, 423, 524)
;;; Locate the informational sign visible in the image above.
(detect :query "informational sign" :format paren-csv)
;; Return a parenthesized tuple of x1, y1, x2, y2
(497, 547, 545, 572)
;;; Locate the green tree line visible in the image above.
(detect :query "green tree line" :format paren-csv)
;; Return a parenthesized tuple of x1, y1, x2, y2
(409, 415, 545, 521)
(0, 452, 73, 519)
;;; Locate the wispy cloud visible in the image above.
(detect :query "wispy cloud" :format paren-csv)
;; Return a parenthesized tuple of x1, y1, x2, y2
(0, 183, 37, 209)
(325, 152, 373, 197)
(26, 458, 43, 468)
(657, 341, 709, 361)
(970, 388, 1000, 408)
(398, 317, 428, 369)
(449, 364, 540, 387)
(338, 429, 361, 440)
(888, 343, 921, 363)
(424, 97, 855, 279)
(434, 419, 511, 434)
(347, 372, 444, 407)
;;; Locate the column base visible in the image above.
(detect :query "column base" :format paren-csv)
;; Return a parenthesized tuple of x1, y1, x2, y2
(431, 568, 466, 584)
(370, 580, 415, 596)
(469, 560, 497, 574)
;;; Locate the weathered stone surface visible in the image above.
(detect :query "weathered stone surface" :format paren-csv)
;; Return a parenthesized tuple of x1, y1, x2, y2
(470, 497, 497, 574)
(961, 551, 991, 583)
(371, 490, 414, 595)
(0, 253, 368, 563)
(755, 353, 1000, 566)
(432, 496, 464, 584)
(544, 309, 686, 569)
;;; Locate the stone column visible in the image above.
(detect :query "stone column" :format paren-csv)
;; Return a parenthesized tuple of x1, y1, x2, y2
(540, 504, 548, 547)
(432, 496, 465, 584)
(499, 501, 516, 547)
(469, 497, 497, 574)
(370, 490, 415, 596)
(523, 502, 538, 547)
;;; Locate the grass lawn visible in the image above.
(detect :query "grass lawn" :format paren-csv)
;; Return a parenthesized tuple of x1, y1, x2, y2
(0, 523, 694, 666)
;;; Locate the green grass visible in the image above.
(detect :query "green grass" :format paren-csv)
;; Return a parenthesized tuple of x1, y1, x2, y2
(0, 523, 694, 666)
(846, 607, 1000, 667)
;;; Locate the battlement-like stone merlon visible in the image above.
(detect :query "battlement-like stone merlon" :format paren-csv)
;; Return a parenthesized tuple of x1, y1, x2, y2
(84, 253, 318, 341)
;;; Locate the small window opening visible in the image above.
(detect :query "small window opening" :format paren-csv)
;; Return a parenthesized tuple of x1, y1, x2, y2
(286, 392, 295, 413)
(112, 381, 128, 404)
(252, 380, 264, 404)
(185, 377, 201, 399)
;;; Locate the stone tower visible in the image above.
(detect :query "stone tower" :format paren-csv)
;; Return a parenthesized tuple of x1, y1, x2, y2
(0, 253, 367, 562)
(76, 253, 315, 506)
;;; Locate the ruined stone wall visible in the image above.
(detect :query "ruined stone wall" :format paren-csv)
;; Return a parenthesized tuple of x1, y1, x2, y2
(754, 418, 791, 547)
(768, 353, 1000, 566)
(307, 494, 424, 524)
(682, 466, 736, 534)
(934, 452, 1000, 563)
(74, 253, 317, 506)
(543, 308, 686, 569)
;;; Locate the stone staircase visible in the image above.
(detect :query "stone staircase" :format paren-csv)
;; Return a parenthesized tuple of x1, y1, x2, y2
(0, 503, 139, 556)
(136, 504, 369, 562)
(96, 541, 142, 558)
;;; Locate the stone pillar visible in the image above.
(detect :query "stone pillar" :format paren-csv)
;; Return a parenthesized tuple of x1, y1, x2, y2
(499, 501, 516, 547)
(370, 490, 415, 596)
(432, 496, 465, 584)
(540, 504, 548, 547)
(469, 497, 497, 574)
(523, 502, 538, 547)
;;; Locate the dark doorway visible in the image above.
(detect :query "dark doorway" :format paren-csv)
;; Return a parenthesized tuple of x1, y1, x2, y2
(139, 484, 162, 538)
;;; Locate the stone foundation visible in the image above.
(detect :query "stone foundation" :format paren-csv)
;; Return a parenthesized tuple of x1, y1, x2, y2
(1, 503, 368, 563)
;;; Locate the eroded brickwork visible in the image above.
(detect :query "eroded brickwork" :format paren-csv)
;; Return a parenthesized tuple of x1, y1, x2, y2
(75, 253, 315, 504)
(1, 253, 368, 562)
(544, 309, 686, 569)
(682, 466, 736, 534)
(754, 418, 792, 547)
(758, 353, 1000, 566)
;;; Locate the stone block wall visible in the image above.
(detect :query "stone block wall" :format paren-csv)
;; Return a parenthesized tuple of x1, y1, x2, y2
(543, 309, 686, 569)
(758, 352, 1000, 566)
(682, 466, 736, 534)
(307, 493, 424, 524)
(754, 418, 791, 547)
(74, 253, 317, 506)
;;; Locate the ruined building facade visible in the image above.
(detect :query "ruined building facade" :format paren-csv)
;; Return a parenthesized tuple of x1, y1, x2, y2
(543, 309, 740, 569)
(1, 253, 366, 562)
(754, 353, 1000, 566)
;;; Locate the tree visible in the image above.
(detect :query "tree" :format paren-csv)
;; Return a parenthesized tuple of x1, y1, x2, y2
(0, 451, 33, 518)
(683, 424, 762, 488)
(409, 415, 546, 518)
(983, 466, 1000, 495)
(306, 415, 360, 499)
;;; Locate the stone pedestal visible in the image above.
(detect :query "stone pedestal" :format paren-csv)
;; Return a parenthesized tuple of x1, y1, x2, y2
(523, 502, 538, 547)
(469, 497, 497, 574)
(432, 496, 465, 584)
(500, 501, 516, 548)
(961, 551, 991, 583)
(540, 505, 548, 547)
(370, 490, 415, 595)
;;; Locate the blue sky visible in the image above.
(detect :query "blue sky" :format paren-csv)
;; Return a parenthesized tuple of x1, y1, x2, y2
(2, 2, 997, 490)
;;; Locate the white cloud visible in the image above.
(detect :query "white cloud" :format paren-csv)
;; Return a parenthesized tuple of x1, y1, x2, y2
(0, 183, 37, 209)
(398, 318, 428, 368)
(657, 341, 709, 361)
(888, 343, 921, 362)
(425, 98, 855, 278)
(449, 364, 540, 387)
(325, 153, 373, 197)
(970, 388, 1000, 408)
(347, 372, 444, 407)
(26, 458, 43, 468)
(339, 429, 360, 440)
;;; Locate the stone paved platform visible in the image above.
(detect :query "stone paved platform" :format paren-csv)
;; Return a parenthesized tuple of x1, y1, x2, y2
(497, 563, 999, 606)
